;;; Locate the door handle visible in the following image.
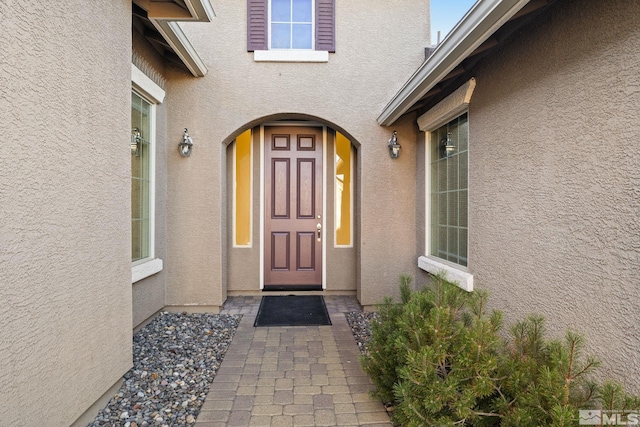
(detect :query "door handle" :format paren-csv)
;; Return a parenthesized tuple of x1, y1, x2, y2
(316, 223, 322, 242)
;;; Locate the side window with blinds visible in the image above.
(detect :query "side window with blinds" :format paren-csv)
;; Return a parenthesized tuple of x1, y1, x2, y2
(430, 113, 469, 267)
(247, 0, 335, 52)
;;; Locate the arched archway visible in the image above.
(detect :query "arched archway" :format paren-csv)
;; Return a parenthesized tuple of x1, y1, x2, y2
(224, 116, 359, 296)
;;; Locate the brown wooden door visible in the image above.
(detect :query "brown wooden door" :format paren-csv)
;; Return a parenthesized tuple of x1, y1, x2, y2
(264, 126, 323, 289)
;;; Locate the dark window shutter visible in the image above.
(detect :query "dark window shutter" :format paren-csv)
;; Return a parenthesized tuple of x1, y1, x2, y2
(315, 0, 335, 52)
(247, 0, 268, 51)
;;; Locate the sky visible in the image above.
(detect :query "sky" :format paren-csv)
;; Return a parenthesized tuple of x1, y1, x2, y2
(431, 0, 478, 45)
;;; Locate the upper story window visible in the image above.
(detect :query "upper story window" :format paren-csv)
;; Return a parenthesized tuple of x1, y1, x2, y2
(271, 0, 313, 49)
(248, 0, 334, 61)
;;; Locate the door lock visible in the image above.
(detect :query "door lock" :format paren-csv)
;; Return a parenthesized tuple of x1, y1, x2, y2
(316, 223, 322, 241)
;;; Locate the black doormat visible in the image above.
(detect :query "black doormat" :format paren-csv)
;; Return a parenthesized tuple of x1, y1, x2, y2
(254, 296, 332, 327)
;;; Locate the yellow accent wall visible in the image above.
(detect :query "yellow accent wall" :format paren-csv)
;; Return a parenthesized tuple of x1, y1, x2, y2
(235, 130, 252, 246)
(335, 132, 352, 246)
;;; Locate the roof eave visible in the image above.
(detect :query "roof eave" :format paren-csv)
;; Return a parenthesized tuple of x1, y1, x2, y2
(377, 0, 531, 126)
(135, 0, 215, 21)
(151, 20, 208, 77)
(184, 0, 216, 22)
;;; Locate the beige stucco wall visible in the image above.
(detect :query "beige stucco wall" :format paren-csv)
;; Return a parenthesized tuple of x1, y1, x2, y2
(0, 1, 133, 425)
(165, 0, 430, 307)
(466, 0, 640, 390)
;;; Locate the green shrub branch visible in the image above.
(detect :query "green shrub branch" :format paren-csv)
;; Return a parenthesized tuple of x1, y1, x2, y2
(360, 274, 640, 426)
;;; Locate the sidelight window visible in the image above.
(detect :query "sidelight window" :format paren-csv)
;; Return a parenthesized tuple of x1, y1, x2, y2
(234, 129, 253, 247)
(131, 92, 153, 263)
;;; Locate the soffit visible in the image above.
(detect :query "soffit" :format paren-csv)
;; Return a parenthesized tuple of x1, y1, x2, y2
(132, 0, 214, 77)
(378, 0, 555, 126)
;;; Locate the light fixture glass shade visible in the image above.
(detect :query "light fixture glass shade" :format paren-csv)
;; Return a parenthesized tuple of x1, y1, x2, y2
(388, 131, 401, 158)
(179, 128, 193, 157)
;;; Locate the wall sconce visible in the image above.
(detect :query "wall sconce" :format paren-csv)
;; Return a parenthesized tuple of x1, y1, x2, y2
(178, 128, 193, 157)
(388, 130, 401, 158)
(440, 132, 455, 157)
(131, 128, 141, 157)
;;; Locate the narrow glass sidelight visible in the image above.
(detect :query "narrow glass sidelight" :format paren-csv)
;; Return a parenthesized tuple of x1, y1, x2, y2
(335, 132, 353, 247)
(234, 130, 253, 246)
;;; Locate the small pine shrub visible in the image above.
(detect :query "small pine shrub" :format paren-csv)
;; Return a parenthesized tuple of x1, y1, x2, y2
(362, 274, 640, 426)
(391, 277, 503, 426)
(360, 274, 415, 403)
(494, 317, 602, 426)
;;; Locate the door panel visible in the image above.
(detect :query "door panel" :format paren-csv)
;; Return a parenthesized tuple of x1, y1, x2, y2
(264, 126, 323, 289)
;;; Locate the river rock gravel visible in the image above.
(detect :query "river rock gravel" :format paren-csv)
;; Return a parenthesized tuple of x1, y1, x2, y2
(346, 311, 379, 356)
(87, 311, 241, 427)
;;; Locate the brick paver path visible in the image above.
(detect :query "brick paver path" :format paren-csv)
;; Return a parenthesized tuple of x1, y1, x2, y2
(194, 295, 392, 427)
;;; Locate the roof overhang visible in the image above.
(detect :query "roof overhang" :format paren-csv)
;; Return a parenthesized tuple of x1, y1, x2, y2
(378, 0, 532, 126)
(133, 0, 215, 77)
(151, 20, 209, 77)
(134, 0, 215, 22)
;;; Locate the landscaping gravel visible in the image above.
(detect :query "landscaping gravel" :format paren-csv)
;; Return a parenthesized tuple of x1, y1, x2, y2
(87, 311, 241, 427)
(86, 307, 377, 427)
(346, 311, 379, 356)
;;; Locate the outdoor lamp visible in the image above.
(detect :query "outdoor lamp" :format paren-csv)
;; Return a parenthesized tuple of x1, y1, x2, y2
(388, 130, 401, 158)
(131, 128, 141, 157)
(441, 132, 455, 157)
(179, 128, 193, 157)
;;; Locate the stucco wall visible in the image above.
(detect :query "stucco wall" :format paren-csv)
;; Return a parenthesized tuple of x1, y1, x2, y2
(166, 0, 430, 307)
(0, 1, 133, 425)
(468, 0, 640, 390)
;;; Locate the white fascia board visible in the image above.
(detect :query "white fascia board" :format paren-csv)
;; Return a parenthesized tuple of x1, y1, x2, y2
(131, 64, 166, 103)
(152, 20, 208, 77)
(377, 0, 531, 126)
(184, 0, 216, 22)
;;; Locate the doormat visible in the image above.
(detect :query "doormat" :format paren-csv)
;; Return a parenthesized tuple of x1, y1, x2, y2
(254, 295, 332, 327)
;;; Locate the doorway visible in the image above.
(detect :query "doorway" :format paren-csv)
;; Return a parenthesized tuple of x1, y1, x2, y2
(263, 125, 324, 290)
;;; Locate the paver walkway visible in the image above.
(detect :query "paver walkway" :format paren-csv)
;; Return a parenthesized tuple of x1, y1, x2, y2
(194, 295, 392, 427)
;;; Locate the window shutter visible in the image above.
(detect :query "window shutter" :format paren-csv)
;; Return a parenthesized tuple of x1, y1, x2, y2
(315, 0, 335, 52)
(247, 0, 268, 51)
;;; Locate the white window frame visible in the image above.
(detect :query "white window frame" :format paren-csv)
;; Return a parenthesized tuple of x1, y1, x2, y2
(255, 0, 329, 62)
(417, 79, 476, 292)
(268, 0, 315, 50)
(131, 64, 165, 284)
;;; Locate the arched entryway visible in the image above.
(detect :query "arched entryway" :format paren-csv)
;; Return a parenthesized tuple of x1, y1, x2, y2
(225, 118, 358, 296)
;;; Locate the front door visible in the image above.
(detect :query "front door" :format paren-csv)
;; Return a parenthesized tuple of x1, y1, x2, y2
(264, 125, 323, 290)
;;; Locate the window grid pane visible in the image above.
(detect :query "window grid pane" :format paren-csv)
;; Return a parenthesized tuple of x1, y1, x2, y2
(272, 0, 291, 21)
(292, 24, 312, 49)
(430, 113, 468, 267)
(271, 23, 291, 49)
(292, 0, 312, 21)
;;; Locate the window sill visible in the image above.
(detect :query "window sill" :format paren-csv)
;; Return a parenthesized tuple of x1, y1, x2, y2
(418, 256, 473, 292)
(253, 50, 329, 63)
(132, 258, 163, 284)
